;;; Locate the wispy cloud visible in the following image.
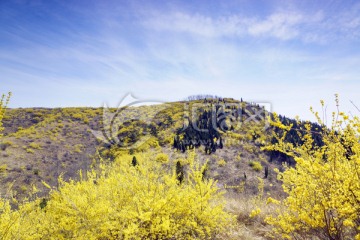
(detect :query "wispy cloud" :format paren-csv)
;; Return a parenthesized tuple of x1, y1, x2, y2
(250, 12, 307, 42)
(1, 0, 360, 121)
(143, 12, 246, 38)
(143, 6, 360, 44)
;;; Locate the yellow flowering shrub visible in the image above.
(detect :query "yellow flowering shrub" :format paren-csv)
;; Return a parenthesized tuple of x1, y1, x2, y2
(155, 152, 169, 163)
(249, 207, 261, 218)
(0, 152, 233, 239)
(264, 97, 360, 240)
(28, 142, 42, 150)
(0, 92, 11, 136)
(217, 159, 226, 167)
(248, 161, 262, 172)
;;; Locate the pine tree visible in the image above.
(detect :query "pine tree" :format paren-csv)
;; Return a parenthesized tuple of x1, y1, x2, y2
(264, 166, 268, 179)
(173, 136, 178, 149)
(132, 156, 138, 167)
(39, 198, 48, 209)
(219, 137, 223, 149)
(211, 142, 216, 153)
(202, 163, 208, 181)
(181, 142, 185, 153)
(176, 161, 184, 184)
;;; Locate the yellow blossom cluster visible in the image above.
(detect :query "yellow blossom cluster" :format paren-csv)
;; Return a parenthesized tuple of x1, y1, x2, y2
(0, 152, 233, 239)
(264, 98, 360, 240)
(0, 92, 11, 136)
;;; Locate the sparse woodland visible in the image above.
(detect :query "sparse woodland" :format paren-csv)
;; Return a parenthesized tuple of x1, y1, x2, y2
(0, 94, 359, 239)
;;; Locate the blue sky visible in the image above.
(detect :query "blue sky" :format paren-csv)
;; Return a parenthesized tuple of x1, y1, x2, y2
(1, 0, 360, 121)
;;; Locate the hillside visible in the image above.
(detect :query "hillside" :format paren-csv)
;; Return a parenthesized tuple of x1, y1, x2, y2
(0, 98, 289, 201)
(2, 97, 359, 240)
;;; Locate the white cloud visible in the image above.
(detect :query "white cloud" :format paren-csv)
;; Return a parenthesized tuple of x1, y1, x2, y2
(143, 7, 360, 44)
(143, 10, 313, 41)
(3, 1, 360, 122)
(247, 12, 304, 40)
(143, 12, 247, 38)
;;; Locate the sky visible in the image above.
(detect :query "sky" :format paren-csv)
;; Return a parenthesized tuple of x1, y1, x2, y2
(1, 0, 360, 121)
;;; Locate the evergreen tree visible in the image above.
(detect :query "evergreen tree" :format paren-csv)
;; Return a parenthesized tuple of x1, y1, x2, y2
(176, 161, 184, 184)
(180, 142, 185, 153)
(211, 142, 216, 153)
(219, 137, 223, 149)
(39, 198, 48, 209)
(173, 136, 178, 149)
(264, 166, 268, 179)
(201, 163, 208, 181)
(132, 156, 138, 167)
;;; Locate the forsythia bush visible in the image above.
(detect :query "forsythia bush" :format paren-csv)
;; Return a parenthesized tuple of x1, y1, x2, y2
(264, 97, 360, 240)
(0, 92, 11, 135)
(0, 152, 233, 239)
(155, 152, 169, 163)
(248, 161, 262, 172)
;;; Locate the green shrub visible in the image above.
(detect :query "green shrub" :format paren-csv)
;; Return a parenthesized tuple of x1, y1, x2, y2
(33, 169, 39, 175)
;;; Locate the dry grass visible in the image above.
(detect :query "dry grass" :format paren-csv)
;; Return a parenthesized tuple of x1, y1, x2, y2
(220, 191, 282, 240)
